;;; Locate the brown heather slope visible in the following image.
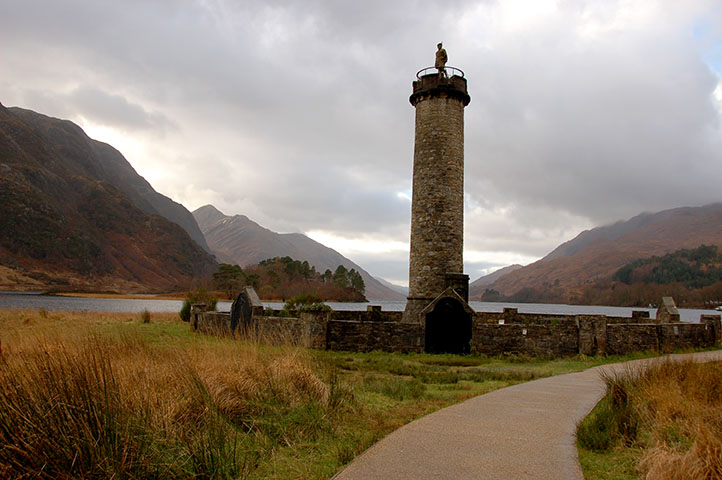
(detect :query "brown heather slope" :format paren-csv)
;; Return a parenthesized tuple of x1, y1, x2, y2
(8, 107, 211, 252)
(0, 103, 216, 292)
(468, 264, 523, 298)
(477, 204, 722, 302)
(193, 205, 405, 301)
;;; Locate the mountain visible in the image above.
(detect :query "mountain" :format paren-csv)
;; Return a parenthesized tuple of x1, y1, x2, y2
(376, 277, 409, 297)
(0, 103, 216, 292)
(193, 205, 406, 301)
(469, 264, 523, 298)
(8, 107, 211, 253)
(477, 204, 722, 303)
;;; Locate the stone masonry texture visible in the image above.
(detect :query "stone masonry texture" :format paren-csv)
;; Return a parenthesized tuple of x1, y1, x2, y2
(404, 74, 470, 323)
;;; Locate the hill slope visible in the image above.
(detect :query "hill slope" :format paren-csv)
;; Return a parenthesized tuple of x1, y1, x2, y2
(0, 103, 216, 292)
(468, 264, 522, 298)
(193, 205, 405, 301)
(477, 204, 722, 303)
(8, 107, 211, 253)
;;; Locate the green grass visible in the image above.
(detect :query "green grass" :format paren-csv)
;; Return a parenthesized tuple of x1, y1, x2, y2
(578, 447, 642, 480)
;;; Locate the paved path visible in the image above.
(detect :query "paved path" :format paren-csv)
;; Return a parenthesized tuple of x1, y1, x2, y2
(333, 350, 722, 480)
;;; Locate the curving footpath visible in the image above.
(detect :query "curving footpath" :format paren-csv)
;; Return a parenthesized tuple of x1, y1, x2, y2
(333, 350, 722, 480)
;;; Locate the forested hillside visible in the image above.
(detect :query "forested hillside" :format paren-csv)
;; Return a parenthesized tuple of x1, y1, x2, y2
(211, 257, 367, 302)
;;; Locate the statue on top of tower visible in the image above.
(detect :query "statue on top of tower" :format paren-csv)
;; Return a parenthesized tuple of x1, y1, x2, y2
(435, 42, 448, 78)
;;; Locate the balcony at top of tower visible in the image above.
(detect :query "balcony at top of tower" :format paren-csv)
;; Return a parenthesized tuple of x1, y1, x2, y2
(410, 66, 471, 107)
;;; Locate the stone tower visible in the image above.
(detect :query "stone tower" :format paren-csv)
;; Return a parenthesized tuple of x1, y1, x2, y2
(402, 64, 473, 353)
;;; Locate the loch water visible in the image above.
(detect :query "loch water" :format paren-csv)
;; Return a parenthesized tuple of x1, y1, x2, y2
(0, 291, 717, 323)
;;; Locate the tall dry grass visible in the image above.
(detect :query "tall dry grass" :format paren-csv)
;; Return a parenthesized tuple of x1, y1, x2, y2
(636, 360, 722, 480)
(0, 310, 337, 479)
(578, 359, 722, 480)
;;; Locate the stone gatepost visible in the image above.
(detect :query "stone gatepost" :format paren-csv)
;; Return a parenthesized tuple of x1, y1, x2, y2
(577, 315, 607, 356)
(190, 303, 212, 331)
(701, 314, 722, 345)
(230, 286, 264, 332)
(656, 297, 680, 323)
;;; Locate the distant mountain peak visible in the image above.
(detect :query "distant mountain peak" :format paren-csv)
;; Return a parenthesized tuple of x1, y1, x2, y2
(192, 204, 406, 301)
(477, 203, 722, 303)
(193, 204, 229, 227)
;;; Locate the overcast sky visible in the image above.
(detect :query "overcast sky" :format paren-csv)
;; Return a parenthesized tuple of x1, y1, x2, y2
(2, 0, 721, 286)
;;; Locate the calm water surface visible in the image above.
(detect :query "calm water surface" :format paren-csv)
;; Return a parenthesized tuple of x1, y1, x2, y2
(0, 291, 717, 323)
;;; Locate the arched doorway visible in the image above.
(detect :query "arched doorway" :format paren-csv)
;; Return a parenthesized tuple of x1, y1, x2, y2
(425, 297, 472, 354)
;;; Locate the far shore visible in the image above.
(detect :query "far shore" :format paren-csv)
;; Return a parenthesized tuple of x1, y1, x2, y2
(51, 292, 188, 301)
(0, 290, 370, 304)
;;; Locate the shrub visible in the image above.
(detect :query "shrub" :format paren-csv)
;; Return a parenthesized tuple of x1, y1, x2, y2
(282, 294, 330, 316)
(179, 288, 218, 322)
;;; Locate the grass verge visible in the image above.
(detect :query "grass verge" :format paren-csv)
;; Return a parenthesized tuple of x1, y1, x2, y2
(577, 359, 722, 480)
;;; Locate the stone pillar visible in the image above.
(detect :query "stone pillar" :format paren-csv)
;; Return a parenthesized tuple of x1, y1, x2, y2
(577, 315, 607, 356)
(190, 303, 212, 331)
(656, 297, 680, 323)
(403, 73, 471, 323)
(701, 314, 721, 345)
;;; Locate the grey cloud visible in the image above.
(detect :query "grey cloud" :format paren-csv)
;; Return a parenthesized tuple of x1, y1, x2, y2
(67, 87, 174, 132)
(2, 1, 722, 285)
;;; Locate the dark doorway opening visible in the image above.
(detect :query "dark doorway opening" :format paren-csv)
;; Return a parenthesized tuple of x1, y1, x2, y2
(425, 298, 472, 354)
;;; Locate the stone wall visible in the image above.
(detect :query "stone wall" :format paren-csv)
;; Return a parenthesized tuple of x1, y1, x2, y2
(192, 311, 233, 336)
(248, 314, 327, 349)
(326, 321, 423, 353)
(473, 322, 579, 357)
(193, 310, 327, 348)
(192, 304, 720, 357)
(606, 324, 659, 354)
(330, 308, 402, 323)
(475, 308, 650, 326)
(472, 309, 719, 356)
(658, 322, 717, 353)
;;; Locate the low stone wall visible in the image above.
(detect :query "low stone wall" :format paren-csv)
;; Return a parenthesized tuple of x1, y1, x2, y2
(326, 320, 423, 353)
(192, 311, 233, 336)
(606, 324, 659, 354)
(474, 308, 650, 326)
(658, 322, 717, 353)
(473, 322, 579, 357)
(193, 311, 327, 348)
(191, 303, 720, 357)
(330, 309, 402, 323)
(248, 314, 327, 349)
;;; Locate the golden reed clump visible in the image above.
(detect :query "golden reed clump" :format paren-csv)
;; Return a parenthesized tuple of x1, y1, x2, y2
(635, 360, 722, 480)
(0, 309, 334, 478)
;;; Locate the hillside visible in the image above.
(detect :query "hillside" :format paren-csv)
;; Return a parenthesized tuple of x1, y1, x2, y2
(468, 264, 522, 298)
(0, 103, 216, 292)
(476, 204, 722, 304)
(193, 205, 405, 301)
(8, 107, 211, 252)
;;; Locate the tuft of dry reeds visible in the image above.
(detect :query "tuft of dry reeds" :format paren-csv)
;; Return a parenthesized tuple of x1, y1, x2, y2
(636, 360, 722, 480)
(0, 313, 337, 479)
(578, 359, 722, 480)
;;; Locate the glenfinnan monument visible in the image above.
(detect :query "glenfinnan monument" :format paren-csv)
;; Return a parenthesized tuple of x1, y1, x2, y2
(402, 44, 473, 354)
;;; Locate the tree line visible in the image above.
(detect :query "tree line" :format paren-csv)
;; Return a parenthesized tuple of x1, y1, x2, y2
(211, 256, 366, 302)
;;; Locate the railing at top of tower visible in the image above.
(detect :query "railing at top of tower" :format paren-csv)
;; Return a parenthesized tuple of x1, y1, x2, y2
(416, 66, 465, 79)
